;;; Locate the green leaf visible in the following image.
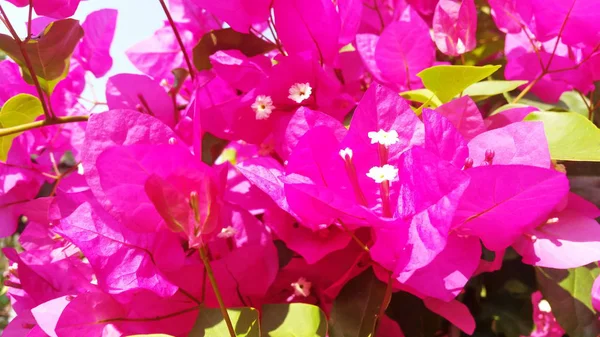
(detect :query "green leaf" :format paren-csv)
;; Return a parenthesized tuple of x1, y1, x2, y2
(525, 111, 600, 161)
(490, 103, 532, 115)
(188, 306, 259, 337)
(201, 132, 229, 165)
(0, 94, 44, 161)
(261, 303, 327, 337)
(417, 65, 501, 103)
(462, 80, 527, 102)
(399, 89, 442, 107)
(0, 19, 83, 94)
(559, 91, 592, 117)
(328, 268, 386, 337)
(536, 264, 600, 337)
(193, 28, 276, 71)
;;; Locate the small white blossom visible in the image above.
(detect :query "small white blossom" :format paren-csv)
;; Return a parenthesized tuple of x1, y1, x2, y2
(368, 129, 399, 147)
(291, 277, 312, 297)
(366, 164, 398, 183)
(288, 82, 312, 103)
(546, 217, 559, 224)
(217, 226, 237, 239)
(538, 299, 552, 313)
(77, 163, 85, 175)
(252, 95, 275, 120)
(339, 147, 353, 159)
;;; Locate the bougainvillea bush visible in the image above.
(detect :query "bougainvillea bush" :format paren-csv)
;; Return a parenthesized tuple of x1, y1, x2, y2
(2, 0, 600, 336)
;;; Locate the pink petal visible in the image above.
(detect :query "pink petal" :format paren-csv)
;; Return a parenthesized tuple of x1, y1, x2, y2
(58, 200, 181, 297)
(75, 9, 117, 77)
(468, 121, 551, 168)
(82, 110, 179, 227)
(33, 0, 81, 19)
(402, 235, 480, 301)
(375, 9, 435, 90)
(454, 165, 570, 251)
(273, 0, 341, 65)
(514, 208, 600, 268)
(422, 108, 469, 168)
(433, 0, 477, 56)
(106, 74, 176, 127)
(435, 96, 486, 141)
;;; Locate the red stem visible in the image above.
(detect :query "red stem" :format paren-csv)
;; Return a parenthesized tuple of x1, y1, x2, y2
(157, 0, 196, 80)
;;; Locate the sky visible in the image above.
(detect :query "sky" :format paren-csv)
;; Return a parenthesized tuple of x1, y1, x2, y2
(0, 0, 165, 102)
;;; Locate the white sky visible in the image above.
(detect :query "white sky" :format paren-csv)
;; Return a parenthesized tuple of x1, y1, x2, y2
(0, 0, 165, 102)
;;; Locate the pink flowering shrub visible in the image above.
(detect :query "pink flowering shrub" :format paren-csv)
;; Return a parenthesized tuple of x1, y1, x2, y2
(1, 0, 600, 336)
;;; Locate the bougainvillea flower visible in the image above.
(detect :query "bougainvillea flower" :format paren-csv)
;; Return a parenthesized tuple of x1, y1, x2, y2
(196, 0, 270, 33)
(8, 0, 83, 19)
(433, 0, 477, 56)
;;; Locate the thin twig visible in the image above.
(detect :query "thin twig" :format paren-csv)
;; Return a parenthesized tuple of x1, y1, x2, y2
(374, 272, 394, 335)
(198, 246, 236, 337)
(338, 219, 370, 253)
(157, 0, 196, 80)
(25, 0, 33, 41)
(0, 115, 89, 137)
(0, 4, 52, 118)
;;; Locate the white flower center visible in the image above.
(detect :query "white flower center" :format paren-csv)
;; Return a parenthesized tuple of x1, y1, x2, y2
(368, 129, 399, 147)
(217, 226, 237, 239)
(252, 95, 275, 120)
(339, 147, 353, 159)
(538, 299, 552, 313)
(366, 164, 398, 183)
(288, 82, 312, 103)
(77, 163, 85, 175)
(291, 277, 312, 297)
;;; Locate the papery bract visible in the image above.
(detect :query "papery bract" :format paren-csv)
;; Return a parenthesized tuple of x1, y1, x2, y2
(433, 0, 477, 56)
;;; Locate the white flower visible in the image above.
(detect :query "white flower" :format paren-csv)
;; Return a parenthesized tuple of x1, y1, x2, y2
(291, 277, 312, 297)
(288, 82, 312, 103)
(217, 226, 237, 239)
(538, 299, 552, 313)
(339, 147, 353, 159)
(77, 163, 85, 175)
(252, 95, 275, 120)
(366, 164, 398, 183)
(368, 129, 399, 147)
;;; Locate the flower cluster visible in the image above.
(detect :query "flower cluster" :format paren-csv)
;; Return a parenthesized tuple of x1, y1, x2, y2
(1, 0, 600, 336)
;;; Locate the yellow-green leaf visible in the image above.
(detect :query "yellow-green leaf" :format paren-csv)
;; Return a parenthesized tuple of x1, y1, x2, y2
(262, 303, 327, 337)
(188, 306, 259, 337)
(399, 88, 442, 107)
(0, 94, 44, 161)
(417, 65, 501, 103)
(463, 80, 527, 102)
(525, 111, 600, 162)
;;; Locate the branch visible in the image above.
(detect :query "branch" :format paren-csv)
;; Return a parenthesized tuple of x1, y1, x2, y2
(0, 4, 52, 119)
(0, 115, 90, 137)
(157, 0, 196, 80)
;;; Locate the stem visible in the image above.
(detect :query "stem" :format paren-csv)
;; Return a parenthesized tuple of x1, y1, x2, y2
(0, 4, 52, 119)
(338, 219, 370, 253)
(26, 0, 33, 41)
(374, 272, 394, 335)
(157, 0, 195, 80)
(0, 115, 89, 137)
(511, 74, 541, 104)
(198, 245, 236, 337)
